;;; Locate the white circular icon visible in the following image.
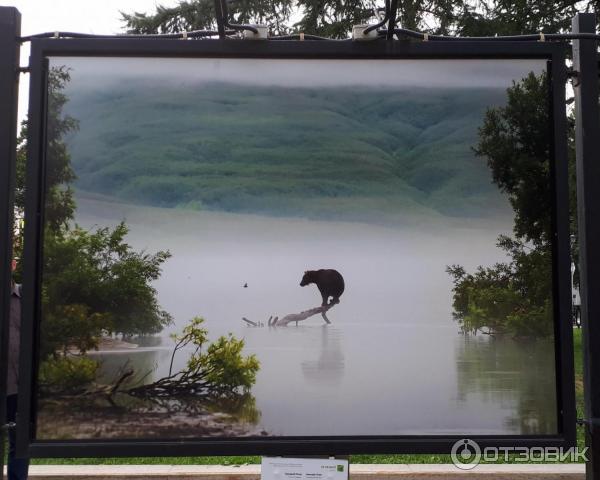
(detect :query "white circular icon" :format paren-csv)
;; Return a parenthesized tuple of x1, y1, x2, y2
(451, 438, 482, 470)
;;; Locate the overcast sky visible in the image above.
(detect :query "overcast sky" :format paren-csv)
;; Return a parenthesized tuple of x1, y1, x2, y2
(9, 1, 546, 123)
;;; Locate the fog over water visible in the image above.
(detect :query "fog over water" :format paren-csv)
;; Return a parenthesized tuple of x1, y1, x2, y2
(32, 55, 560, 439)
(75, 195, 557, 436)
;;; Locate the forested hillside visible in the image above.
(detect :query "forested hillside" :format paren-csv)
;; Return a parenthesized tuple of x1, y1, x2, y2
(62, 82, 511, 222)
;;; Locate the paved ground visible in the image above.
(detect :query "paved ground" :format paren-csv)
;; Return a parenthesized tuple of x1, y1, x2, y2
(3, 464, 586, 479)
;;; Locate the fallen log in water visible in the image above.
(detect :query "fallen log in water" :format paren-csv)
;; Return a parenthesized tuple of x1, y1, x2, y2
(275, 304, 334, 326)
(243, 302, 336, 327)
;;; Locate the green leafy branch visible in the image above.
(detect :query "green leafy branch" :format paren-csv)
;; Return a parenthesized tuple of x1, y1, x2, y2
(127, 317, 260, 399)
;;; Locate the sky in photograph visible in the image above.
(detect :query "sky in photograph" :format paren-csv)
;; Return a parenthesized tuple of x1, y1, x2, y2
(54, 57, 546, 90)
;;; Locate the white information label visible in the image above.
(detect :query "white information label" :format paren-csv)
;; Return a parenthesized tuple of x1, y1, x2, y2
(261, 457, 349, 480)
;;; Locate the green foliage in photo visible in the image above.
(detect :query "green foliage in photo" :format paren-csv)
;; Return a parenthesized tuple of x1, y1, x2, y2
(448, 237, 553, 338)
(448, 72, 569, 338)
(40, 222, 172, 357)
(38, 356, 100, 395)
(130, 317, 260, 398)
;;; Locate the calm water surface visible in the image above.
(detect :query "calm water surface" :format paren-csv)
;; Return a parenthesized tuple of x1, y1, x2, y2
(77, 196, 557, 436)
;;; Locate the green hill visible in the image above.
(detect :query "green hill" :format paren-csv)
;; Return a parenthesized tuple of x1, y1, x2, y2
(61, 81, 511, 223)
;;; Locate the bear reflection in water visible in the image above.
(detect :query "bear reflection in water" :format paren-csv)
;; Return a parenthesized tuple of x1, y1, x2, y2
(300, 269, 345, 306)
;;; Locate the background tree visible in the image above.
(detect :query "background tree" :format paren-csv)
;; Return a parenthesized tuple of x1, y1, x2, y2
(455, 1, 592, 36)
(122, 0, 470, 38)
(13, 69, 77, 262)
(122, 0, 599, 39)
(44, 68, 78, 231)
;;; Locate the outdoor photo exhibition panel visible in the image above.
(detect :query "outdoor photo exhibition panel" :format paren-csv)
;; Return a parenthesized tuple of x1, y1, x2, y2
(18, 39, 575, 457)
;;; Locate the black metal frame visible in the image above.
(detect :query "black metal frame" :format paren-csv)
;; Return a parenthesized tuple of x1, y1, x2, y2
(0, 7, 21, 480)
(572, 13, 600, 480)
(17, 38, 576, 458)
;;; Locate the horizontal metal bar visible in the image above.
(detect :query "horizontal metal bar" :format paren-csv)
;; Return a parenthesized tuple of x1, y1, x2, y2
(27, 435, 575, 458)
(29, 37, 567, 59)
(391, 27, 600, 42)
(20, 30, 225, 41)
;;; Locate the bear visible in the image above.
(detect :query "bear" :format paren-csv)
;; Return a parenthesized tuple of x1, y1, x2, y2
(300, 269, 345, 306)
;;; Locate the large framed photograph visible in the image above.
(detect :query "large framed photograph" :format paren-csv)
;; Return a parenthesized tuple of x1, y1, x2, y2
(18, 39, 575, 457)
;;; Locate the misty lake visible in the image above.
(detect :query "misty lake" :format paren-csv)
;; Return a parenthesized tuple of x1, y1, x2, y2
(70, 194, 557, 437)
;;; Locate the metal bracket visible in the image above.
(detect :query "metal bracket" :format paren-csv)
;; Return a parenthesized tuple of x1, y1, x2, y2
(567, 68, 581, 87)
(593, 418, 600, 427)
(242, 25, 268, 40)
(578, 417, 600, 428)
(17, 66, 29, 74)
(353, 24, 378, 41)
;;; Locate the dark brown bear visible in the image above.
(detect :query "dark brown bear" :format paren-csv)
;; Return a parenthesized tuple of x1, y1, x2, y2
(300, 269, 345, 306)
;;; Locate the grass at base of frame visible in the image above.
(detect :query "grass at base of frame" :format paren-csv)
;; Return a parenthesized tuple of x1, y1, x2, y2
(6, 329, 583, 465)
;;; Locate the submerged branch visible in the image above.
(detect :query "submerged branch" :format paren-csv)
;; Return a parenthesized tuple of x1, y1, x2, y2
(242, 317, 258, 326)
(110, 369, 134, 396)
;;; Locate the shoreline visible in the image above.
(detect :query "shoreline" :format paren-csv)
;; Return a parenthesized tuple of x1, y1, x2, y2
(72, 189, 515, 237)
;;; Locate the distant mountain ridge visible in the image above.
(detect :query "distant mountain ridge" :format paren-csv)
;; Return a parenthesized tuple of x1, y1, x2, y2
(61, 81, 512, 223)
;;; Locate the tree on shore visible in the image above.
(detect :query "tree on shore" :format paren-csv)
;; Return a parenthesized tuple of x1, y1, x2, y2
(15, 68, 172, 358)
(22, 68, 260, 403)
(447, 71, 574, 338)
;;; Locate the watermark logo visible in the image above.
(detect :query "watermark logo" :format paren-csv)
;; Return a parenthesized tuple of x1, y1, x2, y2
(451, 439, 482, 470)
(450, 439, 589, 470)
